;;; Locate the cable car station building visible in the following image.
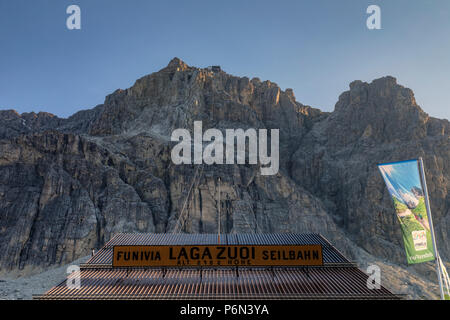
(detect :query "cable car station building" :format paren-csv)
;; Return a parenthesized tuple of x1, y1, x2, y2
(35, 233, 399, 300)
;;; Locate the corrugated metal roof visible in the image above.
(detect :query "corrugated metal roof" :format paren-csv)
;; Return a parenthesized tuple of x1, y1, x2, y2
(35, 234, 400, 300)
(84, 233, 350, 266)
(36, 267, 397, 300)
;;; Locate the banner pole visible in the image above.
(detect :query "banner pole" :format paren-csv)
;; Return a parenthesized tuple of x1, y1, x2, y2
(218, 177, 221, 244)
(418, 157, 445, 300)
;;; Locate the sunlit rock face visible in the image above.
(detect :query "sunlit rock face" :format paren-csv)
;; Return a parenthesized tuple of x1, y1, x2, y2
(0, 58, 448, 299)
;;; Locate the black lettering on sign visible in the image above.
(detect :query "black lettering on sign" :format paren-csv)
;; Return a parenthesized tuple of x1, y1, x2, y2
(313, 250, 319, 260)
(191, 247, 199, 259)
(217, 247, 226, 259)
(228, 247, 237, 259)
(202, 247, 212, 260)
(179, 247, 188, 260)
(290, 251, 295, 259)
(304, 251, 311, 260)
(112, 245, 323, 267)
(241, 247, 249, 259)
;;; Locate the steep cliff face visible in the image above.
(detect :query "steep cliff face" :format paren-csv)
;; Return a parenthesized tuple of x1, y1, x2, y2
(0, 132, 158, 273)
(291, 77, 450, 265)
(0, 58, 448, 298)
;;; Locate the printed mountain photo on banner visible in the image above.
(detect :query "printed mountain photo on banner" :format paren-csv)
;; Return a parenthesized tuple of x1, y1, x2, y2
(378, 160, 435, 264)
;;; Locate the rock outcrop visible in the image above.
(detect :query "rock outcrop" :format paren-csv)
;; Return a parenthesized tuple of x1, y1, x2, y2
(0, 58, 448, 299)
(291, 77, 449, 265)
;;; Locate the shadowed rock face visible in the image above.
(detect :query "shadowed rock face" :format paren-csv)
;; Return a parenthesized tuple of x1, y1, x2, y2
(0, 58, 448, 299)
(291, 76, 449, 266)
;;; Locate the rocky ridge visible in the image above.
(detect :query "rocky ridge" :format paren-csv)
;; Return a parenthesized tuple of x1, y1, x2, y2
(0, 58, 448, 299)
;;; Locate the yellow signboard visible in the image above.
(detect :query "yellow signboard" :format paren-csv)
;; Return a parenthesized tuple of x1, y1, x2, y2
(112, 245, 323, 267)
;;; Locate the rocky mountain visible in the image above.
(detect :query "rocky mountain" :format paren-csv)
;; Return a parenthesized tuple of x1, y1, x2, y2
(0, 58, 448, 299)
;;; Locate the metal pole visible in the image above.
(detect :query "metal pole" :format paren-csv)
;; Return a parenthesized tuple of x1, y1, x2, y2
(418, 157, 445, 300)
(218, 177, 221, 244)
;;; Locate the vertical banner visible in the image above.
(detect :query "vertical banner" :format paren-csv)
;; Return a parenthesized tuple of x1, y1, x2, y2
(378, 159, 435, 264)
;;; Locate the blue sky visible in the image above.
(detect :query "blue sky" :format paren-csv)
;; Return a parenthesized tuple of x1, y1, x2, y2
(1, 0, 449, 119)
